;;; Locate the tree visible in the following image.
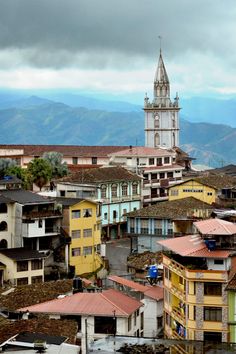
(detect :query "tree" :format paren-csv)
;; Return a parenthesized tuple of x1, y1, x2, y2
(6, 165, 30, 189)
(42, 151, 68, 179)
(0, 158, 16, 178)
(27, 158, 52, 191)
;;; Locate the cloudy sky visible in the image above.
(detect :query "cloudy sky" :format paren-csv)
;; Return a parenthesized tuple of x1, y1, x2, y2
(0, 0, 236, 101)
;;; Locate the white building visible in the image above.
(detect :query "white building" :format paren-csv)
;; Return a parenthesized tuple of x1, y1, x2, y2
(108, 275, 163, 338)
(144, 51, 180, 149)
(18, 288, 143, 353)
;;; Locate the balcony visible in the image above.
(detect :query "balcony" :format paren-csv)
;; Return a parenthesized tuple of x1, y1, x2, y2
(170, 284, 186, 302)
(172, 306, 186, 326)
(22, 210, 62, 219)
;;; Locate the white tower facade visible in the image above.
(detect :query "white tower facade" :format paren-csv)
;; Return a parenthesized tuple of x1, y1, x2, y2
(144, 51, 180, 149)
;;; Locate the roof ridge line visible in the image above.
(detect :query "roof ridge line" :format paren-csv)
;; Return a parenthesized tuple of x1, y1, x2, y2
(100, 290, 132, 316)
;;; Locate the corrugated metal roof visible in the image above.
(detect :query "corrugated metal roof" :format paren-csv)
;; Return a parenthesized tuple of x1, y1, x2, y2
(194, 218, 236, 235)
(158, 234, 232, 258)
(108, 276, 163, 301)
(18, 289, 142, 317)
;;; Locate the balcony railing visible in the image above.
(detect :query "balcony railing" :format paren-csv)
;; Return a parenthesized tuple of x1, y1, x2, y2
(45, 226, 60, 234)
(172, 307, 186, 326)
(23, 210, 62, 219)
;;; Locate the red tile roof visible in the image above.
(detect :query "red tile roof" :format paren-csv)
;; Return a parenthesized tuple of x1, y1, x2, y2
(0, 145, 129, 157)
(158, 235, 232, 258)
(18, 289, 142, 317)
(108, 275, 163, 301)
(194, 218, 236, 236)
(108, 146, 174, 157)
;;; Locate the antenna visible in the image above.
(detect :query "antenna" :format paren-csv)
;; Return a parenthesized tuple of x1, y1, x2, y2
(158, 35, 162, 53)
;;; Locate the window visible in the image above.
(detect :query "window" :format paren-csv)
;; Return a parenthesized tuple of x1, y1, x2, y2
(0, 221, 7, 231)
(83, 229, 92, 238)
(0, 203, 7, 213)
(101, 185, 107, 199)
(72, 157, 78, 165)
(83, 246, 92, 255)
(60, 190, 65, 197)
(104, 212, 108, 220)
(72, 247, 81, 256)
(151, 173, 157, 180)
(204, 283, 222, 296)
(122, 183, 128, 196)
(149, 158, 154, 165)
(128, 315, 132, 331)
(113, 210, 117, 219)
(95, 316, 116, 335)
(204, 307, 222, 322)
(140, 219, 148, 234)
(72, 210, 81, 219)
(17, 277, 28, 286)
(32, 276, 43, 284)
(164, 157, 170, 164)
(92, 157, 97, 165)
(0, 239, 7, 248)
(154, 114, 160, 128)
(167, 172, 173, 178)
(207, 192, 213, 196)
(171, 190, 179, 196)
(38, 219, 43, 228)
(83, 208, 92, 217)
(72, 230, 81, 239)
(157, 316, 163, 328)
(17, 261, 28, 272)
(31, 259, 42, 270)
(154, 228, 162, 235)
(167, 228, 173, 235)
(123, 209, 127, 216)
(111, 184, 117, 197)
(156, 158, 162, 166)
(214, 259, 224, 265)
(159, 172, 165, 179)
(132, 183, 138, 195)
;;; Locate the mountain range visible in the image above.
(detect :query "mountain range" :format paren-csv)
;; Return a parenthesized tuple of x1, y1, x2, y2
(0, 89, 235, 167)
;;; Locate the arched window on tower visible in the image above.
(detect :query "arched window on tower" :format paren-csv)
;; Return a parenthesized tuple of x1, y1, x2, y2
(155, 133, 160, 147)
(0, 221, 7, 232)
(0, 239, 7, 248)
(154, 115, 160, 128)
(172, 113, 176, 128)
(173, 132, 176, 147)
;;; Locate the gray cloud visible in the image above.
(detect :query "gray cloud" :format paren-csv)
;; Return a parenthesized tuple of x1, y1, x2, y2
(0, 0, 235, 69)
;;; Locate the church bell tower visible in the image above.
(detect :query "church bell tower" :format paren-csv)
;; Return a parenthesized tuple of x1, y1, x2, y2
(144, 50, 180, 149)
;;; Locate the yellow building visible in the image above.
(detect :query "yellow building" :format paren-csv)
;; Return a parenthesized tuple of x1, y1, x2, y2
(0, 248, 45, 286)
(158, 220, 236, 343)
(168, 178, 217, 204)
(59, 198, 102, 276)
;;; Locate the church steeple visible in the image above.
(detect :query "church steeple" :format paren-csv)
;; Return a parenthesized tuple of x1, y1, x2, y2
(144, 48, 180, 149)
(153, 51, 170, 105)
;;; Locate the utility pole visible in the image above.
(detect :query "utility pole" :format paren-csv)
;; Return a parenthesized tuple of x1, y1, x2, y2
(85, 318, 88, 354)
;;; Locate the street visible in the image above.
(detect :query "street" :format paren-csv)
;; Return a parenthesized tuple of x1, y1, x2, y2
(105, 238, 131, 275)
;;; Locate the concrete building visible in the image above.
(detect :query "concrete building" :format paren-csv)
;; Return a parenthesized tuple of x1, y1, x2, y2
(158, 218, 236, 343)
(58, 166, 142, 240)
(108, 275, 163, 338)
(18, 288, 143, 353)
(0, 248, 45, 286)
(126, 197, 213, 253)
(56, 197, 103, 276)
